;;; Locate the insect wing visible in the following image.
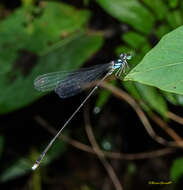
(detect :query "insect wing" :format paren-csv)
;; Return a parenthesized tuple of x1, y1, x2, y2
(34, 63, 112, 98)
(55, 63, 111, 98)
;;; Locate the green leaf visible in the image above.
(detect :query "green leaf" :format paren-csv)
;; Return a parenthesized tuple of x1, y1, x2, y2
(27, 2, 90, 53)
(116, 46, 133, 56)
(41, 140, 67, 166)
(0, 2, 103, 114)
(155, 24, 171, 39)
(168, 0, 179, 8)
(123, 81, 142, 100)
(0, 2, 90, 54)
(95, 81, 116, 110)
(166, 10, 183, 29)
(125, 26, 183, 95)
(95, 90, 111, 110)
(0, 158, 31, 182)
(162, 91, 178, 105)
(175, 95, 183, 106)
(123, 32, 146, 49)
(0, 33, 103, 114)
(135, 83, 167, 117)
(96, 0, 154, 34)
(139, 43, 151, 56)
(31, 169, 41, 190)
(141, 0, 168, 20)
(117, 43, 160, 115)
(171, 157, 183, 182)
(0, 140, 66, 182)
(22, 0, 35, 7)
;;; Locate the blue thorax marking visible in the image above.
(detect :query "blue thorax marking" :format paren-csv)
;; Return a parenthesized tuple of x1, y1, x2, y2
(113, 59, 124, 70)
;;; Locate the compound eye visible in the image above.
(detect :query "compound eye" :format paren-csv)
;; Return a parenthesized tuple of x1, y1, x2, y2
(126, 54, 132, 60)
(119, 53, 125, 59)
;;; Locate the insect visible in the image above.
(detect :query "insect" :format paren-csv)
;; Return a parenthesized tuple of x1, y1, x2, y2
(32, 53, 131, 170)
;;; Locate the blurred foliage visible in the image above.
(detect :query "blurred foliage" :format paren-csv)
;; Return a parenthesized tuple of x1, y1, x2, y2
(0, 140, 66, 182)
(171, 157, 183, 182)
(0, 1, 103, 114)
(1, 0, 183, 188)
(0, 158, 32, 182)
(96, 0, 155, 34)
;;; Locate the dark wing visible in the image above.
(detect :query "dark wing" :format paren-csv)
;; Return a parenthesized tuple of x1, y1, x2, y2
(34, 63, 112, 98)
(55, 63, 111, 98)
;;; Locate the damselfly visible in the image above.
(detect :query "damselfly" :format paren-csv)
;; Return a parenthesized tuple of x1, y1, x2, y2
(32, 53, 131, 170)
